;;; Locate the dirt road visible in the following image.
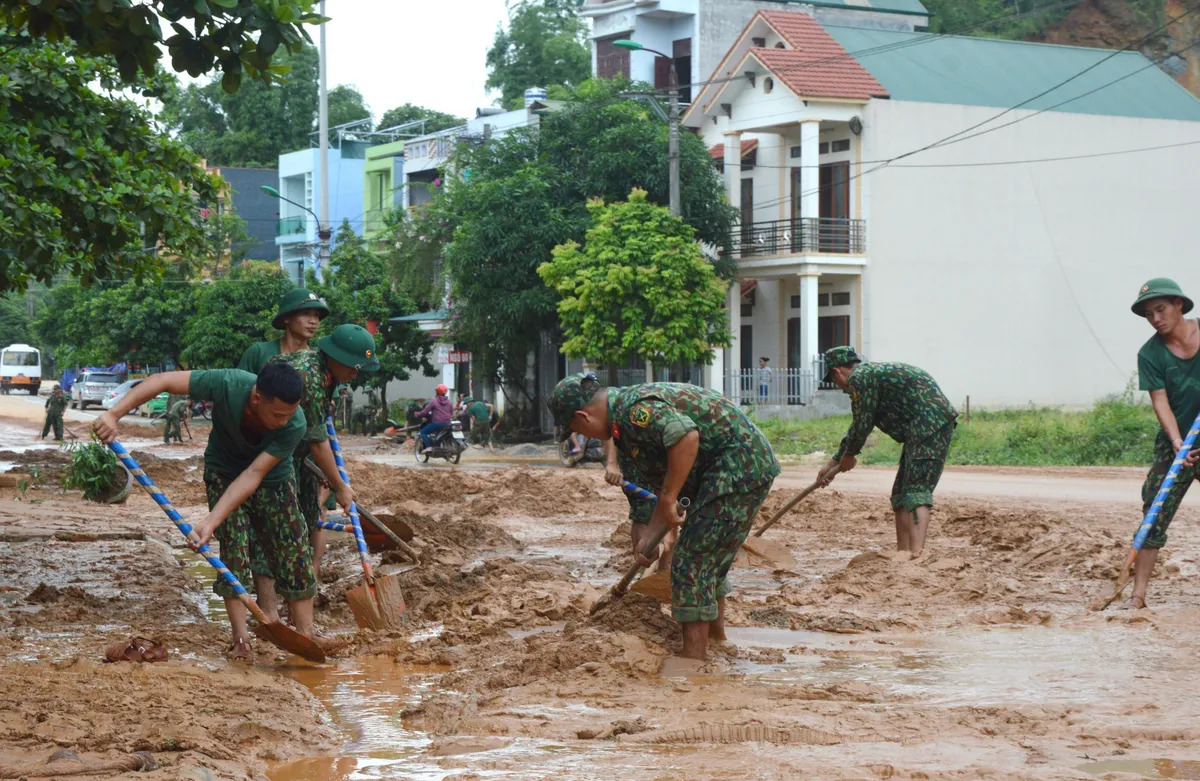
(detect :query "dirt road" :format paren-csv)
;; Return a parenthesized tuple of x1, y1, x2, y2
(1, 418, 1198, 780)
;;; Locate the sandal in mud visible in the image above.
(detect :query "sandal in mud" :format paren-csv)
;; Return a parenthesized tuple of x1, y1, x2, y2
(1116, 597, 1147, 610)
(104, 636, 169, 663)
(226, 639, 254, 664)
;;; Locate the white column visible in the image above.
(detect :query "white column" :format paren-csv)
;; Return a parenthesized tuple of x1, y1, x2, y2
(723, 131, 742, 220)
(799, 121, 820, 224)
(729, 281, 741, 403)
(800, 272, 820, 374)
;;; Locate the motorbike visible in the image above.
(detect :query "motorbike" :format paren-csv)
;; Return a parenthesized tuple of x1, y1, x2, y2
(557, 429, 605, 467)
(190, 400, 212, 420)
(415, 420, 467, 464)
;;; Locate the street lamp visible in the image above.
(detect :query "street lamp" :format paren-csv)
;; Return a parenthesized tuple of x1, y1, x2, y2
(614, 39, 680, 217)
(261, 185, 332, 284)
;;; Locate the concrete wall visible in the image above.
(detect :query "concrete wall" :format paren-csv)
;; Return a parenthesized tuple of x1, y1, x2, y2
(861, 98, 1200, 408)
(215, 168, 278, 261)
(752, 388, 851, 421)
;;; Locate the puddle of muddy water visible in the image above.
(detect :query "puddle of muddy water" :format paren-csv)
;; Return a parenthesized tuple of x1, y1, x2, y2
(1076, 758, 1200, 779)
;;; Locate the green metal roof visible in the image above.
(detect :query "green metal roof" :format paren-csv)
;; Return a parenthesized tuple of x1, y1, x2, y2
(390, 310, 448, 323)
(826, 26, 1200, 121)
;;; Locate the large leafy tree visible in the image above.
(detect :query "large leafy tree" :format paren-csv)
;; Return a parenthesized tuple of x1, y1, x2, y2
(0, 36, 222, 292)
(377, 104, 465, 134)
(486, 0, 591, 109)
(160, 46, 319, 167)
(0, 294, 39, 348)
(308, 223, 436, 407)
(327, 84, 371, 130)
(179, 262, 293, 368)
(1, 0, 324, 86)
(539, 189, 730, 375)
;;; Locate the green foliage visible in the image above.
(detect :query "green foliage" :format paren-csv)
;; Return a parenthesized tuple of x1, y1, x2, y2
(308, 223, 436, 392)
(179, 262, 293, 368)
(0, 36, 223, 292)
(758, 398, 1159, 466)
(0, 294, 39, 347)
(63, 442, 121, 502)
(160, 46, 318, 167)
(922, 0, 1074, 37)
(385, 204, 457, 309)
(0, 0, 325, 86)
(377, 104, 465, 134)
(327, 84, 371, 130)
(540, 189, 731, 368)
(486, 0, 591, 109)
(200, 208, 254, 276)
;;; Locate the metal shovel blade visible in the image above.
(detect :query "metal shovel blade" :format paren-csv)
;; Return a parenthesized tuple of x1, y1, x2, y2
(741, 537, 797, 570)
(346, 575, 407, 631)
(251, 621, 327, 663)
(628, 570, 672, 603)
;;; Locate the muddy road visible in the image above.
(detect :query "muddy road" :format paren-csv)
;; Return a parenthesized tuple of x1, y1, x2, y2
(1, 419, 1199, 780)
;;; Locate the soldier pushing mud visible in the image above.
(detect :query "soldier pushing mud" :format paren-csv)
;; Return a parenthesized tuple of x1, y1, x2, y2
(817, 346, 957, 557)
(549, 373, 780, 661)
(40, 386, 68, 442)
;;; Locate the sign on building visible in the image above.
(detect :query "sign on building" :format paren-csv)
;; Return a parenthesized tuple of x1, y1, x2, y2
(448, 350, 471, 364)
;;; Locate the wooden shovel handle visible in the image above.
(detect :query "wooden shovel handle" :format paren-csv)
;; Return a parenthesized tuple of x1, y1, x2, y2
(303, 457, 421, 563)
(753, 466, 839, 538)
(614, 497, 690, 596)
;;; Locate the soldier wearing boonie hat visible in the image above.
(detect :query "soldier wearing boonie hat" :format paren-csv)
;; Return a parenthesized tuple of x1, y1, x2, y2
(1126, 278, 1199, 609)
(818, 346, 956, 557)
(238, 288, 332, 374)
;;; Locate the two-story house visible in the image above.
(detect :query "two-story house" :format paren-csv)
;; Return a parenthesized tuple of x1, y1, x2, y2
(686, 9, 1200, 410)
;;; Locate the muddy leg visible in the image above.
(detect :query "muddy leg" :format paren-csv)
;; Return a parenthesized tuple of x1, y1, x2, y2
(226, 597, 250, 644)
(1129, 547, 1159, 607)
(288, 597, 315, 637)
(894, 508, 912, 551)
(910, 506, 932, 556)
(708, 596, 727, 643)
(253, 576, 280, 623)
(681, 620, 709, 660)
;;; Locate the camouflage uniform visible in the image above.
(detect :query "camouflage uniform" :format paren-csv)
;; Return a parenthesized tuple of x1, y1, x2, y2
(1138, 431, 1199, 549)
(829, 356, 957, 512)
(606, 383, 781, 623)
(205, 469, 316, 601)
(42, 393, 68, 441)
(163, 400, 187, 443)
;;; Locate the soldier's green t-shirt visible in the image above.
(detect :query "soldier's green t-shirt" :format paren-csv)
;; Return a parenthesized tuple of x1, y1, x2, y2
(188, 369, 306, 484)
(237, 340, 282, 374)
(467, 400, 491, 422)
(1138, 327, 1200, 436)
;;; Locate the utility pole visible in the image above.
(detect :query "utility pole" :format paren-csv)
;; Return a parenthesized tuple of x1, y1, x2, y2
(316, 0, 330, 282)
(668, 58, 680, 217)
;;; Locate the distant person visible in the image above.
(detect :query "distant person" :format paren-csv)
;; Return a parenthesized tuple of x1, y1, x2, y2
(758, 357, 771, 402)
(40, 386, 68, 442)
(163, 397, 188, 444)
(416, 385, 453, 447)
(1125, 278, 1200, 610)
(467, 397, 495, 452)
(817, 346, 957, 557)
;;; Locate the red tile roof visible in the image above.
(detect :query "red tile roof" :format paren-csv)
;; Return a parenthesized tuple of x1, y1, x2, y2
(752, 11, 889, 101)
(708, 138, 759, 160)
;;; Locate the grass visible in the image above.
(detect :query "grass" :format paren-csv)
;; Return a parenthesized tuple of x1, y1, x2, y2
(756, 397, 1160, 467)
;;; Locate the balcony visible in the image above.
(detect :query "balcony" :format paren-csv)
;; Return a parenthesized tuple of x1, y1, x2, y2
(721, 218, 865, 261)
(277, 216, 306, 237)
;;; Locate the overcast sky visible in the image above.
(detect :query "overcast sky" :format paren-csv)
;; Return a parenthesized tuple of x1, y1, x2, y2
(323, 0, 513, 123)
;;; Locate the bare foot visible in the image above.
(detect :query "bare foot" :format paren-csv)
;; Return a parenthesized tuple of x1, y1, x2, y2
(1116, 596, 1147, 610)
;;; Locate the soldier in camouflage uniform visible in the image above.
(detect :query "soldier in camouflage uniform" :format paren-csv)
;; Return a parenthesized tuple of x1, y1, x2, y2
(92, 362, 319, 662)
(41, 387, 68, 442)
(549, 373, 780, 661)
(163, 397, 188, 444)
(362, 387, 382, 436)
(818, 346, 957, 556)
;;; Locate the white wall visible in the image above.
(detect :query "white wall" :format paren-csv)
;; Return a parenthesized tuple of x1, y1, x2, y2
(862, 99, 1200, 408)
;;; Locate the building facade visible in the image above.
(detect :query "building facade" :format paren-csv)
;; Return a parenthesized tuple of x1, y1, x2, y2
(206, 167, 279, 262)
(685, 9, 1200, 410)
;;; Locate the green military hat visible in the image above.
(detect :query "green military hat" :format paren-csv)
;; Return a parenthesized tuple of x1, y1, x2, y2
(272, 288, 331, 330)
(318, 324, 380, 372)
(547, 372, 604, 442)
(822, 345, 862, 382)
(1131, 277, 1193, 316)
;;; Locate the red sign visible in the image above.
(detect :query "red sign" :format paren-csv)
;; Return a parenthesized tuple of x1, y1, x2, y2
(448, 350, 471, 364)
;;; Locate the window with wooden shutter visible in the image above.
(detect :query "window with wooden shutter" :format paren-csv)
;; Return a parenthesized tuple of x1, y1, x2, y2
(596, 37, 630, 79)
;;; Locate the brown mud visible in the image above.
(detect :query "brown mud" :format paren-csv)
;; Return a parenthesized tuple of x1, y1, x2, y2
(2, 446, 1200, 778)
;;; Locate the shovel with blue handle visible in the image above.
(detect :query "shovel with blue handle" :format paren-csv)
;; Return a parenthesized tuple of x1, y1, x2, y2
(1091, 410, 1200, 611)
(108, 441, 326, 662)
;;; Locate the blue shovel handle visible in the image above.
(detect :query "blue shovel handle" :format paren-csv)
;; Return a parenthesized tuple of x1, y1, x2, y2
(108, 441, 269, 624)
(621, 481, 657, 502)
(324, 417, 374, 584)
(1132, 410, 1200, 551)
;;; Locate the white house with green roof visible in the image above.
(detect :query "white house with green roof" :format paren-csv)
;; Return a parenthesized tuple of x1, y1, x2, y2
(684, 8, 1200, 411)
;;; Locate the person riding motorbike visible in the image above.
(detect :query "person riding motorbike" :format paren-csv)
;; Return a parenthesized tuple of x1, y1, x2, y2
(417, 385, 454, 447)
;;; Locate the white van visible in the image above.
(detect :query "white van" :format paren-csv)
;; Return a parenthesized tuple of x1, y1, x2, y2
(0, 344, 41, 395)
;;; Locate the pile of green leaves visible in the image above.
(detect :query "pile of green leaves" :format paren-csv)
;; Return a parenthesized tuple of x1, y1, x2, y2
(63, 442, 122, 502)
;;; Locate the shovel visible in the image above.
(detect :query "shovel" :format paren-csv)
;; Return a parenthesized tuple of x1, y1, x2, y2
(324, 419, 407, 630)
(1091, 412, 1200, 611)
(107, 441, 325, 663)
(302, 456, 420, 561)
(590, 482, 689, 615)
(741, 467, 840, 569)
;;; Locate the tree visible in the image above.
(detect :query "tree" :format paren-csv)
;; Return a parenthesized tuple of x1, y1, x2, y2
(540, 189, 730, 376)
(376, 104, 465, 134)
(308, 223, 436, 408)
(200, 209, 255, 277)
(486, 0, 591, 109)
(179, 263, 293, 369)
(1, 0, 324, 87)
(328, 84, 371, 130)
(160, 46, 319, 167)
(0, 294, 38, 348)
(0, 36, 222, 292)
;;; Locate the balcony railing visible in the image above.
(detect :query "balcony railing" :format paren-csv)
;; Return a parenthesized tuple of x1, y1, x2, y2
(721, 218, 865, 260)
(277, 216, 306, 237)
(725, 365, 821, 406)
